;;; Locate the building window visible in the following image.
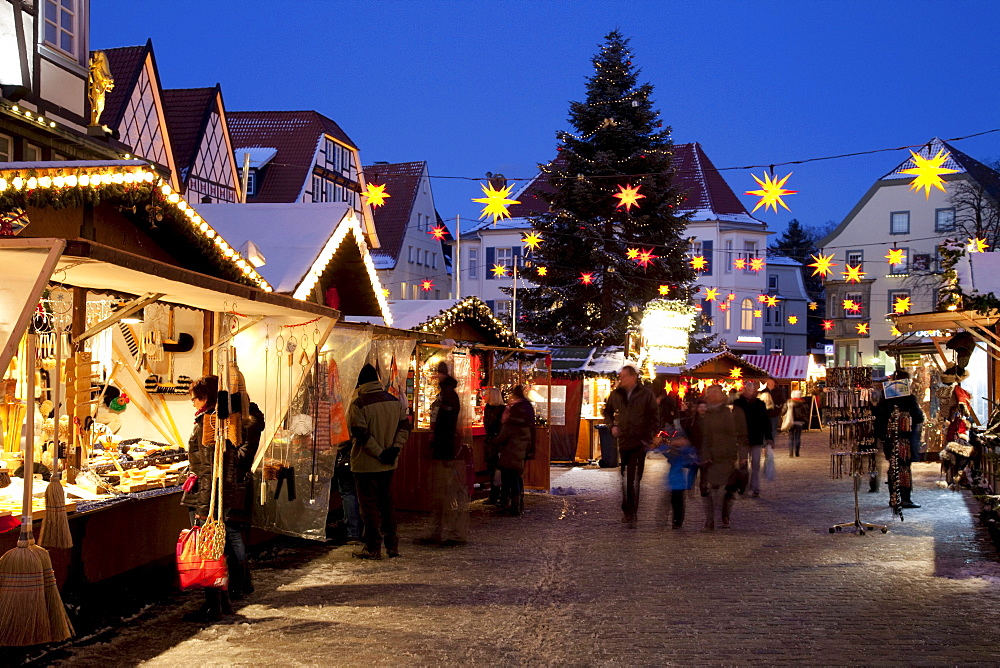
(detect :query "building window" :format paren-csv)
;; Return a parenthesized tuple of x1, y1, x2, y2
(888, 289, 910, 316)
(742, 241, 757, 272)
(245, 171, 256, 196)
(773, 337, 783, 353)
(468, 248, 478, 279)
(935, 208, 956, 232)
(407, 246, 414, 263)
(768, 274, 778, 290)
(888, 247, 909, 275)
(846, 250, 863, 267)
(43, 0, 78, 56)
(400, 282, 407, 299)
(723, 305, 731, 331)
(775, 303, 783, 323)
(416, 248, 423, 265)
(890, 211, 910, 235)
(845, 291, 863, 318)
(416, 213, 422, 231)
(494, 300, 512, 322)
(764, 338, 772, 353)
(740, 298, 754, 332)
(495, 247, 513, 268)
(0, 134, 11, 161)
(431, 253, 438, 269)
(724, 240, 733, 274)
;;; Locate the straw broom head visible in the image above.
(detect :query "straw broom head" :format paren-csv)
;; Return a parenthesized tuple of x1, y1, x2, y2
(31, 542, 73, 642)
(0, 531, 53, 646)
(39, 478, 72, 549)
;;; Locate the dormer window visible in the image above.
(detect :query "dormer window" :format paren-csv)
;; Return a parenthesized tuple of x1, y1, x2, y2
(43, 0, 79, 58)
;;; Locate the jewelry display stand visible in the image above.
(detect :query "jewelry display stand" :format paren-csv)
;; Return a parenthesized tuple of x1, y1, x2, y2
(825, 367, 887, 535)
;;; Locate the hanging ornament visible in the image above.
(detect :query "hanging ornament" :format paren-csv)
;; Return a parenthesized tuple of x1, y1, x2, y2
(734, 258, 747, 271)
(429, 225, 448, 240)
(765, 295, 779, 308)
(580, 272, 594, 285)
(536, 266, 548, 277)
(808, 253, 837, 278)
(968, 237, 989, 253)
(754, 309, 763, 318)
(808, 301, 818, 311)
(729, 367, 743, 379)
(636, 248, 657, 268)
(626, 248, 640, 260)
(890, 325, 902, 337)
(749, 257, 765, 272)
(842, 264, 866, 283)
(420, 279, 434, 292)
(746, 171, 797, 213)
(856, 322, 869, 335)
(473, 181, 520, 224)
(719, 302, 730, 311)
(362, 182, 390, 207)
(381, 288, 391, 298)
(885, 247, 906, 266)
(658, 285, 670, 296)
(893, 296, 912, 314)
(822, 320, 834, 331)
(842, 298, 861, 313)
(788, 315, 798, 325)
(522, 230, 542, 251)
(704, 287, 719, 302)
(727, 293, 737, 302)
(613, 183, 646, 211)
(757, 294, 768, 303)
(899, 149, 957, 198)
(491, 263, 508, 278)
(690, 256, 708, 271)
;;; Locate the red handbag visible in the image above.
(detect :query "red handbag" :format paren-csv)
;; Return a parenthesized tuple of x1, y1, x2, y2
(176, 526, 228, 590)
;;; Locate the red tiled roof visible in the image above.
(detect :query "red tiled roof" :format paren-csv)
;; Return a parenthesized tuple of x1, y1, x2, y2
(227, 111, 358, 203)
(97, 43, 148, 130)
(162, 87, 219, 174)
(362, 161, 425, 266)
(506, 156, 566, 218)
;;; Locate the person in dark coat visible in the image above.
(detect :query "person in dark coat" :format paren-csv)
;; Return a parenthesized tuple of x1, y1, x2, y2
(700, 385, 748, 530)
(493, 385, 535, 517)
(781, 391, 809, 457)
(732, 382, 773, 498)
(420, 361, 469, 546)
(874, 370, 924, 509)
(603, 365, 659, 528)
(482, 388, 507, 506)
(759, 378, 786, 443)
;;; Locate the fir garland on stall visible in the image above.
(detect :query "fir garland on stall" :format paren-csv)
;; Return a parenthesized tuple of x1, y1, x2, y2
(417, 297, 523, 348)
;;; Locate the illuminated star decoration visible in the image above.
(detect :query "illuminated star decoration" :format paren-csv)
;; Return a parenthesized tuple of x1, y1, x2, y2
(822, 320, 834, 331)
(704, 287, 719, 302)
(765, 295, 779, 308)
(757, 294, 768, 303)
(788, 315, 798, 325)
(842, 264, 867, 283)
(746, 171, 797, 213)
(420, 279, 434, 292)
(626, 248, 640, 260)
(808, 252, 837, 278)
(635, 248, 657, 268)
(492, 263, 508, 278)
(613, 183, 646, 211)
(754, 309, 763, 318)
(473, 181, 520, 224)
(536, 266, 548, 277)
(719, 302, 730, 311)
(729, 367, 743, 379)
(362, 182, 390, 207)
(522, 230, 542, 251)
(842, 298, 861, 312)
(885, 247, 906, 266)
(728, 293, 736, 301)
(808, 301, 818, 311)
(734, 258, 747, 270)
(893, 296, 912, 314)
(381, 288, 391, 298)
(856, 322, 869, 335)
(749, 257, 765, 272)
(891, 325, 902, 337)
(658, 285, 670, 295)
(968, 237, 989, 253)
(580, 272, 594, 285)
(690, 255, 708, 271)
(429, 225, 448, 240)
(899, 149, 958, 199)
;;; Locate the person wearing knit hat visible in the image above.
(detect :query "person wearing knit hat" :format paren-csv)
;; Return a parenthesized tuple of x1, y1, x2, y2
(357, 363, 380, 387)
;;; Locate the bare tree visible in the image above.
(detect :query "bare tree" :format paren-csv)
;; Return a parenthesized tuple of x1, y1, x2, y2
(948, 160, 1000, 248)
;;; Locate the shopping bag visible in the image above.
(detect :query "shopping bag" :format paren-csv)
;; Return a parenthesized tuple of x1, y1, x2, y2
(176, 526, 228, 590)
(764, 444, 776, 482)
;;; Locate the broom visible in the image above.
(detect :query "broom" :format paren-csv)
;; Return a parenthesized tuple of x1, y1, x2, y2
(0, 333, 73, 645)
(40, 328, 71, 549)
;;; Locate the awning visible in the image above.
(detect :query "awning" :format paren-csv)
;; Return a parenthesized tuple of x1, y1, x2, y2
(741, 355, 811, 380)
(893, 310, 1000, 363)
(660, 351, 769, 379)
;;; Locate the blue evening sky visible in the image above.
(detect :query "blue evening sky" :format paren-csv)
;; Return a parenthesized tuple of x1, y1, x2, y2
(92, 0, 1000, 239)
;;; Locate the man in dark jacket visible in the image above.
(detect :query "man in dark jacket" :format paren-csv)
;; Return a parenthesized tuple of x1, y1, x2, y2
(349, 364, 411, 560)
(421, 361, 469, 546)
(874, 370, 924, 509)
(603, 365, 659, 527)
(733, 382, 774, 498)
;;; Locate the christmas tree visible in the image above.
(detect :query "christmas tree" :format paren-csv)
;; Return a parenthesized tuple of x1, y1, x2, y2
(517, 30, 694, 346)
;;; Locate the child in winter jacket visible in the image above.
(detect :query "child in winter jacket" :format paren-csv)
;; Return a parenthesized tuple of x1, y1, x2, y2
(653, 430, 700, 529)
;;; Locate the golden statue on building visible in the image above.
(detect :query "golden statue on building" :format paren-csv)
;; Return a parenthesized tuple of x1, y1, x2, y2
(87, 51, 115, 128)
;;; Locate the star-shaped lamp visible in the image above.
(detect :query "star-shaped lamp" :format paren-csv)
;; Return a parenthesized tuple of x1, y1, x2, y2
(885, 248, 906, 266)
(754, 309, 763, 318)
(658, 285, 670, 296)
(821, 320, 834, 331)
(420, 279, 434, 292)
(728, 293, 736, 301)
(613, 183, 646, 211)
(704, 287, 719, 302)
(492, 263, 508, 278)
(363, 182, 390, 207)
(626, 248, 640, 260)
(734, 258, 747, 270)
(746, 171, 797, 213)
(729, 367, 743, 379)
(690, 255, 708, 271)
(899, 149, 958, 199)
(842, 264, 866, 283)
(968, 237, 989, 253)
(757, 294, 768, 303)
(429, 225, 448, 240)
(788, 315, 798, 325)
(890, 325, 902, 337)
(580, 272, 594, 285)
(765, 295, 779, 308)
(749, 257, 765, 272)
(473, 182, 520, 224)
(636, 248, 657, 268)
(808, 253, 837, 278)
(381, 288, 391, 298)
(856, 322, 869, 335)
(536, 266, 548, 277)
(522, 230, 542, 251)
(808, 301, 818, 311)
(893, 296, 911, 314)
(842, 298, 859, 312)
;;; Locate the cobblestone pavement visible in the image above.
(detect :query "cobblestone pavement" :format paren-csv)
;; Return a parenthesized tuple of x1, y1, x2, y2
(50, 430, 1000, 666)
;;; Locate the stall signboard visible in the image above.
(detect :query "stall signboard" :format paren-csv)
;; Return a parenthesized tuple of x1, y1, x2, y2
(640, 299, 697, 367)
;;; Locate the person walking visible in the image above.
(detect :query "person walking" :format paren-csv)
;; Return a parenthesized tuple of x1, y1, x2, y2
(349, 363, 411, 560)
(699, 385, 748, 530)
(421, 361, 469, 546)
(482, 388, 506, 506)
(759, 378, 786, 444)
(874, 370, 924, 509)
(333, 439, 361, 544)
(653, 430, 699, 529)
(682, 399, 708, 495)
(732, 382, 773, 498)
(781, 390, 809, 457)
(603, 365, 659, 528)
(493, 385, 536, 517)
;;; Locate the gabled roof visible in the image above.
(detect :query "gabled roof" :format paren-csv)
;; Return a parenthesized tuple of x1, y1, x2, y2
(98, 42, 149, 130)
(162, 86, 220, 177)
(660, 351, 769, 378)
(227, 110, 357, 203)
(388, 296, 522, 347)
(362, 161, 425, 268)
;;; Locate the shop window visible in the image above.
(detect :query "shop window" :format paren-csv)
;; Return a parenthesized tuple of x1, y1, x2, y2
(740, 298, 754, 332)
(890, 211, 910, 235)
(935, 208, 956, 232)
(43, 0, 78, 57)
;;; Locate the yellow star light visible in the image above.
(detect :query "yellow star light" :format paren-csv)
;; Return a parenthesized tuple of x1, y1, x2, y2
(522, 230, 542, 251)
(729, 367, 743, 379)
(381, 288, 391, 298)
(429, 225, 448, 240)
(363, 182, 390, 207)
(822, 320, 834, 331)
(690, 255, 708, 271)
(808, 301, 818, 311)
(856, 322, 869, 335)
(893, 296, 912, 314)
(749, 257, 765, 272)
(890, 325, 902, 337)
(719, 302, 730, 311)
(842, 264, 866, 283)
(968, 237, 989, 253)
(613, 183, 646, 212)
(492, 263, 508, 278)
(746, 171, 797, 213)
(420, 279, 434, 292)
(728, 293, 736, 301)
(658, 284, 670, 295)
(842, 298, 857, 312)
(626, 248, 640, 260)
(580, 272, 594, 285)
(754, 309, 763, 318)
(808, 253, 837, 278)
(636, 248, 657, 268)
(788, 315, 798, 324)
(899, 149, 958, 199)
(765, 295, 779, 307)
(734, 258, 747, 270)
(757, 294, 768, 303)
(704, 287, 719, 302)
(473, 181, 520, 224)
(885, 248, 906, 265)
(537, 266, 548, 277)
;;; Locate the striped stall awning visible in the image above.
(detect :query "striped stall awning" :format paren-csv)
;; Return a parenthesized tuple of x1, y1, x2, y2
(741, 355, 811, 380)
